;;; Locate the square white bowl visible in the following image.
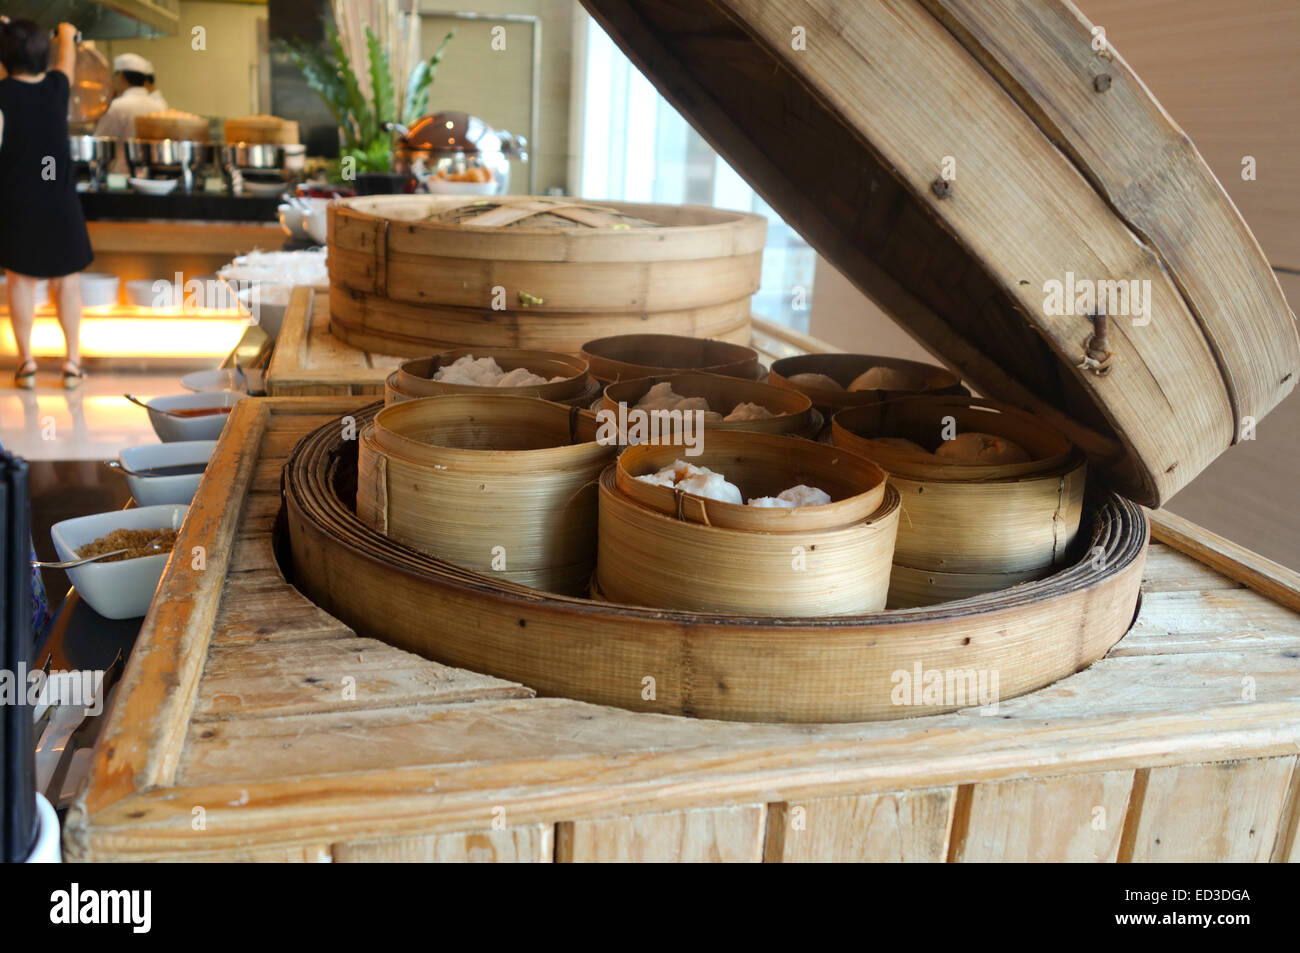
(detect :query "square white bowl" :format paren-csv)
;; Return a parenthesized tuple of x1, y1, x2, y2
(117, 440, 217, 506)
(144, 391, 243, 442)
(50, 504, 189, 620)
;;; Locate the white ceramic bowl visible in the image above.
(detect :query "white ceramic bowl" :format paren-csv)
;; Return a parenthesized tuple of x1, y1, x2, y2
(117, 440, 216, 506)
(143, 391, 243, 442)
(180, 367, 264, 394)
(126, 278, 178, 309)
(299, 196, 332, 244)
(278, 203, 309, 241)
(129, 176, 178, 196)
(424, 179, 498, 196)
(78, 272, 120, 308)
(50, 504, 188, 619)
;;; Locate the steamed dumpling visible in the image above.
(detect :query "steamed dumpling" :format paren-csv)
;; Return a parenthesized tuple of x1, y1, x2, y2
(496, 366, 557, 387)
(678, 470, 743, 505)
(935, 432, 1032, 464)
(724, 401, 776, 422)
(848, 366, 916, 392)
(748, 484, 832, 508)
(873, 437, 931, 456)
(786, 372, 843, 392)
(434, 354, 504, 385)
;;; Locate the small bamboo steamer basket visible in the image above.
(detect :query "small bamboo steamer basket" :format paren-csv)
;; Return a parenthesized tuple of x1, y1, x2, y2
(393, 348, 592, 402)
(134, 113, 210, 142)
(581, 333, 763, 383)
(769, 354, 966, 414)
(356, 395, 614, 595)
(385, 371, 602, 409)
(601, 372, 817, 438)
(832, 396, 1086, 604)
(596, 432, 900, 616)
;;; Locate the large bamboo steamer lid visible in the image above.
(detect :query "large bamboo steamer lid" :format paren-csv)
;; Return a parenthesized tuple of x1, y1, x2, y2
(223, 114, 300, 145)
(329, 284, 753, 357)
(582, 0, 1300, 507)
(283, 402, 1150, 722)
(581, 333, 763, 382)
(328, 195, 767, 355)
(768, 354, 967, 414)
(396, 348, 591, 402)
(601, 372, 815, 437)
(355, 395, 614, 595)
(832, 396, 1087, 577)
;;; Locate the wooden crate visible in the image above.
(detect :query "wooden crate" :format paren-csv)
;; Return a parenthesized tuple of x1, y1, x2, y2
(65, 395, 1300, 861)
(264, 287, 403, 396)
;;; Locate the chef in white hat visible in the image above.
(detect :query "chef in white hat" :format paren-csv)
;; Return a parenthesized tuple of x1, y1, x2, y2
(93, 52, 168, 143)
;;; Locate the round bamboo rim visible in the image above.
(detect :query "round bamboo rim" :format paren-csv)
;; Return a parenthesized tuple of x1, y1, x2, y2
(615, 430, 887, 532)
(396, 348, 590, 402)
(385, 371, 602, 410)
(581, 333, 763, 383)
(832, 396, 1087, 573)
(601, 372, 813, 437)
(356, 395, 614, 595)
(327, 285, 753, 357)
(283, 402, 1149, 723)
(596, 467, 900, 617)
(769, 354, 966, 412)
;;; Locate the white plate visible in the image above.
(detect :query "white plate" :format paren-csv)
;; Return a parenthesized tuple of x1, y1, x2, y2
(180, 367, 264, 394)
(424, 179, 498, 195)
(143, 391, 243, 442)
(117, 440, 217, 506)
(129, 176, 178, 196)
(50, 504, 188, 619)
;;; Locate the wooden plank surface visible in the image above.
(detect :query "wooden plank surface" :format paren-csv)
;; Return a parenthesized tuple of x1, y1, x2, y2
(555, 806, 765, 862)
(1120, 757, 1297, 862)
(953, 771, 1133, 862)
(264, 287, 402, 396)
(334, 825, 552, 863)
(766, 789, 954, 862)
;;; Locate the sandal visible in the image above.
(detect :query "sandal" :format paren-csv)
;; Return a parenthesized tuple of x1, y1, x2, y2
(14, 359, 36, 389)
(62, 360, 85, 390)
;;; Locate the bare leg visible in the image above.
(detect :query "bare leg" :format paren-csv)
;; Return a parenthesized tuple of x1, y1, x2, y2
(49, 274, 82, 369)
(6, 268, 37, 369)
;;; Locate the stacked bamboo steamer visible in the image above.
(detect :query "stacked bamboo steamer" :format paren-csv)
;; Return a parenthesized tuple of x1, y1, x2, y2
(328, 196, 768, 356)
(223, 114, 300, 145)
(135, 110, 209, 141)
(596, 432, 900, 616)
(832, 396, 1086, 607)
(600, 372, 819, 438)
(384, 347, 601, 408)
(356, 395, 615, 595)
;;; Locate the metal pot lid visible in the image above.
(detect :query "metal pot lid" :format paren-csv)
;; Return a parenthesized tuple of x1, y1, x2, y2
(399, 110, 524, 157)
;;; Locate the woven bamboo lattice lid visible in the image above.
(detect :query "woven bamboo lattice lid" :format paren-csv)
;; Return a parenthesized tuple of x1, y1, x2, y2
(580, 0, 1300, 507)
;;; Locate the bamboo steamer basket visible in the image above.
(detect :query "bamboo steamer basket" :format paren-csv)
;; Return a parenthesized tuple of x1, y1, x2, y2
(223, 114, 300, 145)
(596, 432, 899, 616)
(768, 355, 967, 415)
(328, 195, 767, 356)
(832, 396, 1087, 605)
(355, 395, 614, 595)
(583, 0, 1299, 508)
(134, 111, 209, 142)
(601, 372, 817, 437)
(394, 348, 592, 402)
(581, 333, 763, 383)
(283, 402, 1150, 722)
(385, 371, 601, 409)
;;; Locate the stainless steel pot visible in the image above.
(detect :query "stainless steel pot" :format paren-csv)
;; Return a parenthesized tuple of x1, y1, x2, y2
(124, 139, 214, 192)
(388, 111, 527, 195)
(217, 142, 305, 195)
(68, 136, 115, 191)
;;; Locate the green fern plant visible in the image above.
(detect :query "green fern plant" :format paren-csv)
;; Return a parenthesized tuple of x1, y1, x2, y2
(281, 22, 454, 176)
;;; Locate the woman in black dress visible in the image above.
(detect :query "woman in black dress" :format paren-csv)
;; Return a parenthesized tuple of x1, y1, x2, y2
(0, 19, 93, 389)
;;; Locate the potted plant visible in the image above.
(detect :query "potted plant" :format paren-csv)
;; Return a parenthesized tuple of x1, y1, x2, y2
(281, 3, 453, 193)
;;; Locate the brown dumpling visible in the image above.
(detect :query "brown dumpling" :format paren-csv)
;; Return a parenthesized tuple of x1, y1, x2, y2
(848, 365, 918, 392)
(934, 432, 1032, 465)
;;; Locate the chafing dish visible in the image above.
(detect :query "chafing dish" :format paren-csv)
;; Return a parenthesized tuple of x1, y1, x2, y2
(218, 142, 305, 195)
(123, 139, 213, 193)
(68, 135, 115, 191)
(389, 111, 527, 195)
